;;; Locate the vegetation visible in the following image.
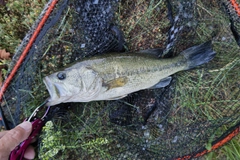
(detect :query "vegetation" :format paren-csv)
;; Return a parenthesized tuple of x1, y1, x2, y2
(0, 0, 47, 53)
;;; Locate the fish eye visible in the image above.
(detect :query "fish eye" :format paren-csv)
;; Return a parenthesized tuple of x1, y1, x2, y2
(57, 72, 66, 80)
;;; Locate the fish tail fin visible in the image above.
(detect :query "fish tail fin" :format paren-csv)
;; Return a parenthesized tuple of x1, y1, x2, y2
(181, 41, 216, 70)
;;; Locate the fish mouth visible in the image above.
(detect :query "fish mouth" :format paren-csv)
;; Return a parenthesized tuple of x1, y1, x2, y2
(43, 77, 60, 100)
(43, 77, 74, 106)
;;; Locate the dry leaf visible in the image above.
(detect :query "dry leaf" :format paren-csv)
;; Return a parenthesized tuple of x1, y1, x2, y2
(0, 49, 10, 60)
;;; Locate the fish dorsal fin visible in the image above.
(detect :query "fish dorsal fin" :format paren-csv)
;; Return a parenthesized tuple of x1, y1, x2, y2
(150, 76, 172, 89)
(104, 77, 128, 90)
(138, 48, 163, 57)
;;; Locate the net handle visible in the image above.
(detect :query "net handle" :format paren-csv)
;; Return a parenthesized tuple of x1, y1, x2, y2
(229, 0, 240, 17)
(175, 124, 240, 160)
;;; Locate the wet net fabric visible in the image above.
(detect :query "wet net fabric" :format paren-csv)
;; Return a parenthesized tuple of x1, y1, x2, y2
(0, 0, 239, 159)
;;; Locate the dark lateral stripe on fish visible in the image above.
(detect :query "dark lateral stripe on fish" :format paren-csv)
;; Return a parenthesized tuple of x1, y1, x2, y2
(103, 59, 186, 79)
(102, 41, 215, 79)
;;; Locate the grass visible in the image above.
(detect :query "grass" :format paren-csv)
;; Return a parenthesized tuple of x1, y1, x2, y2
(172, 0, 240, 159)
(0, 0, 47, 53)
(203, 134, 240, 160)
(0, 0, 239, 159)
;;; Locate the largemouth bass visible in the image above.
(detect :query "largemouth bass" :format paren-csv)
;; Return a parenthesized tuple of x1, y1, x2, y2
(44, 41, 216, 106)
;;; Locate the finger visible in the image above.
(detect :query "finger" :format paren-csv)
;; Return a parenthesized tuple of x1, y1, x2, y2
(0, 121, 32, 159)
(24, 145, 35, 159)
(0, 131, 8, 138)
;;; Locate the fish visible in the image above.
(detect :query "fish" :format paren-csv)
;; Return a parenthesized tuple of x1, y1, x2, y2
(43, 41, 216, 106)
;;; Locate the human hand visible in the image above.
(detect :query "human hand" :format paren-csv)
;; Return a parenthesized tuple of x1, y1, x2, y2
(0, 121, 35, 160)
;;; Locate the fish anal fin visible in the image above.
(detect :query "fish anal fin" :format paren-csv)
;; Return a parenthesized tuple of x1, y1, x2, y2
(106, 94, 128, 100)
(150, 76, 172, 89)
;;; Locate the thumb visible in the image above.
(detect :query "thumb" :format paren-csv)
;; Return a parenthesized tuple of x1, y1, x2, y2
(0, 121, 32, 159)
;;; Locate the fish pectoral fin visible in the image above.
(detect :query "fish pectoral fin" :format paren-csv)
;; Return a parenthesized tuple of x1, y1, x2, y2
(104, 77, 128, 90)
(106, 94, 128, 100)
(150, 76, 172, 89)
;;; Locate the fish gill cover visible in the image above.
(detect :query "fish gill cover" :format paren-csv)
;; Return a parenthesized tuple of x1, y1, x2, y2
(0, 0, 239, 159)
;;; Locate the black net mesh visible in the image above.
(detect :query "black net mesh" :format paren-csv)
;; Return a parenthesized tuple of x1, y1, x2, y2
(0, 0, 239, 159)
